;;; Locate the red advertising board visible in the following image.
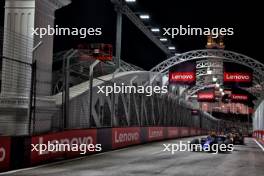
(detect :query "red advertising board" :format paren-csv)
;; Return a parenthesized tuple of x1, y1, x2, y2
(31, 129, 97, 165)
(180, 127, 190, 137)
(190, 128, 197, 136)
(147, 127, 164, 141)
(197, 129, 201, 135)
(112, 128, 141, 149)
(169, 72, 195, 84)
(224, 72, 252, 83)
(231, 94, 248, 101)
(167, 127, 180, 138)
(198, 92, 215, 101)
(0, 137, 11, 171)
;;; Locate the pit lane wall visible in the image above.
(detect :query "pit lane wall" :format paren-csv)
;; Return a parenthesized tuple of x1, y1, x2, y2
(0, 126, 206, 172)
(253, 130, 264, 145)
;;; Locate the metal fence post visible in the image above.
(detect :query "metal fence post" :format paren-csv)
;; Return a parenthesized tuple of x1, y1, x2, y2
(28, 60, 36, 135)
(62, 49, 77, 129)
(111, 68, 120, 127)
(28, 41, 42, 135)
(89, 60, 100, 126)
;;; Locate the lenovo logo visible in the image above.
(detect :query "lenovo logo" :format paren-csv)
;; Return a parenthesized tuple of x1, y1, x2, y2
(198, 92, 214, 100)
(169, 72, 195, 82)
(231, 94, 248, 101)
(0, 147, 6, 162)
(149, 129, 163, 139)
(181, 129, 189, 136)
(114, 132, 139, 143)
(168, 128, 179, 137)
(35, 136, 94, 155)
(224, 72, 252, 82)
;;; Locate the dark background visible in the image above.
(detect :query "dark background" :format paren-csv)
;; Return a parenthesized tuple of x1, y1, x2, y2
(0, 0, 263, 70)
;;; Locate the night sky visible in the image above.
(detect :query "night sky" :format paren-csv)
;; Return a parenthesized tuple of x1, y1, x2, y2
(1, 0, 263, 70)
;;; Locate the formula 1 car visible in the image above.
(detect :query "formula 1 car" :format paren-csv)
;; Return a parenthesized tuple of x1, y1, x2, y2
(231, 133, 244, 145)
(190, 135, 233, 153)
(226, 127, 245, 145)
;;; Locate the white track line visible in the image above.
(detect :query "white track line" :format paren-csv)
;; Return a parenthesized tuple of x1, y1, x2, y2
(0, 147, 130, 175)
(254, 139, 264, 151)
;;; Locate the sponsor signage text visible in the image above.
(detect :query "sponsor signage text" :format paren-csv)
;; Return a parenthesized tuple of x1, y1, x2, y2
(167, 127, 180, 138)
(180, 127, 189, 137)
(147, 127, 164, 141)
(231, 94, 248, 101)
(224, 72, 252, 83)
(169, 72, 195, 84)
(112, 128, 141, 149)
(198, 92, 215, 101)
(31, 129, 97, 164)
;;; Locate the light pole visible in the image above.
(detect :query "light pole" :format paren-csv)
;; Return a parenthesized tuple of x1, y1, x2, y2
(28, 41, 42, 135)
(115, 2, 123, 69)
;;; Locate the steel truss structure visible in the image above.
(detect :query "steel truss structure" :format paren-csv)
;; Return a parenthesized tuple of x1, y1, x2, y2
(196, 59, 223, 86)
(51, 71, 220, 132)
(150, 49, 264, 108)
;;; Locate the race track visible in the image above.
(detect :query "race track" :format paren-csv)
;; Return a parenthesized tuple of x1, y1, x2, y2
(2, 137, 263, 176)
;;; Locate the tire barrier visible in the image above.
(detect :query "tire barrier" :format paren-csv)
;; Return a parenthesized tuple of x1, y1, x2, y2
(253, 130, 264, 145)
(0, 126, 206, 172)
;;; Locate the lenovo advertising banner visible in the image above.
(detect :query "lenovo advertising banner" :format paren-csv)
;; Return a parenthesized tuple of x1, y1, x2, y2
(223, 62, 253, 87)
(0, 137, 11, 171)
(231, 94, 248, 102)
(30, 129, 97, 165)
(180, 127, 190, 137)
(112, 128, 141, 149)
(147, 127, 164, 141)
(169, 62, 196, 85)
(167, 127, 181, 138)
(197, 91, 215, 102)
(190, 128, 197, 136)
(169, 72, 195, 84)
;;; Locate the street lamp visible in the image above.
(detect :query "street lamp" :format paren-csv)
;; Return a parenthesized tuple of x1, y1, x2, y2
(125, 0, 136, 2)
(139, 14, 150, 19)
(160, 38, 168, 42)
(212, 77, 217, 82)
(168, 46, 176, 50)
(151, 28, 160, 32)
(207, 69, 212, 74)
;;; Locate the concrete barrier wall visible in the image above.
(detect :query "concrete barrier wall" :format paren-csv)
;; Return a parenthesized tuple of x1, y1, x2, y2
(0, 126, 206, 172)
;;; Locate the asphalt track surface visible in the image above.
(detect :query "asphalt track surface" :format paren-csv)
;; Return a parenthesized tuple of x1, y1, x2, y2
(2, 137, 264, 176)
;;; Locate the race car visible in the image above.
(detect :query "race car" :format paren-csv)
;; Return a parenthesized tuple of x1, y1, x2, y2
(231, 132, 244, 145)
(190, 135, 233, 153)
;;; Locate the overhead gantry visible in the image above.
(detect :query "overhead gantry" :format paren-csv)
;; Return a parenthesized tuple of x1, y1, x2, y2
(150, 49, 264, 108)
